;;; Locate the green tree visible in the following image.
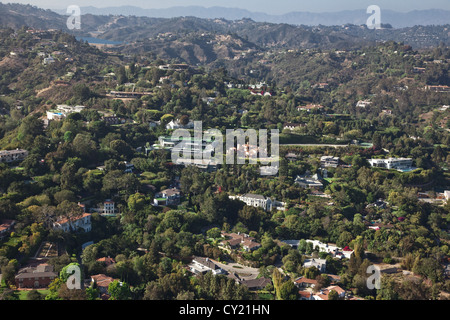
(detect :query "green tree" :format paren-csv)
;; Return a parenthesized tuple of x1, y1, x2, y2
(108, 280, 131, 300)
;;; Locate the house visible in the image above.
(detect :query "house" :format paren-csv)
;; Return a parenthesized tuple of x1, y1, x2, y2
(100, 200, 116, 216)
(297, 104, 325, 112)
(91, 274, 116, 296)
(15, 264, 57, 289)
(175, 158, 219, 172)
(303, 258, 327, 273)
(294, 171, 323, 189)
(97, 257, 116, 267)
(43, 56, 55, 65)
(189, 257, 226, 275)
(313, 83, 329, 89)
(413, 67, 426, 74)
(57, 105, 86, 114)
(149, 120, 160, 129)
(298, 290, 314, 300)
(356, 100, 372, 108)
(366, 198, 389, 209)
(283, 123, 304, 131)
(368, 158, 414, 171)
(320, 156, 339, 168)
(240, 277, 272, 291)
(306, 239, 353, 259)
(0, 220, 16, 240)
(153, 188, 181, 206)
(285, 153, 298, 162)
(123, 161, 134, 173)
(0, 149, 28, 163)
(102, 116, 123, 125)
(165, 119, 194, 130)
(425, 85, 450, 93)
(313, 285, 346, 300)
(46, 110, 65, 121)
(445, 191, 450, 202)
(52, 213, 92, 233)
(220, 232, 261, 252)
(229, 194, 275, 212)
(294, 277, 318, 289)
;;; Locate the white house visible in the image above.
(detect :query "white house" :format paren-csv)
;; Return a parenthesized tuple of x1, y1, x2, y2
(189, 257, 226, 275)
(368, 158, 414, 171)
(53, 213, 92, 233)
(229, 193, 281, 212)
(356, 100, 372, 108)
(303, 258, 327, 272)
(165, 119, 194, 130)
(103, 200, 115, 215)
(154, 188, 181, 206)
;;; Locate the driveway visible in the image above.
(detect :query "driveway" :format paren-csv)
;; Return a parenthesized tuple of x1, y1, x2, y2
(212, 260, 260, 280)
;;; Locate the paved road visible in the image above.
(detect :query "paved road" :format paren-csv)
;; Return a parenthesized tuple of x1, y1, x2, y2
(280, 143, 349, 148)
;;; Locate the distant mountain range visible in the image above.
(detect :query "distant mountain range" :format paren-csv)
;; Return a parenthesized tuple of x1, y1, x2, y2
(1, 3, 449, 53)
(52, 6, 450, 28)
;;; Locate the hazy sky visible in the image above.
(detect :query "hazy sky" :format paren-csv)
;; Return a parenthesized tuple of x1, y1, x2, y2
(2, 0, 450, 14)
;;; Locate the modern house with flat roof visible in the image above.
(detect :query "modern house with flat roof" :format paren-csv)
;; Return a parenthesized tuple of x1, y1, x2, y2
(368, 158, 414, 171)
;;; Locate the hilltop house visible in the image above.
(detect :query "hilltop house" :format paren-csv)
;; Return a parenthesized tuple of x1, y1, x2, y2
(356, 100, 372, 108)
(313, 285, 346, 300)
(153, 188, 181, 206)
(52, 213, 92, 233)
(0, 149, 28, 163)
(303, 258, 327, 272)
(295, 171, 324, 189)
(165, 119, 194, 130)
(220, 232, 261, 252)
(229, 193, 285, 212)
(297, 104, 325, 112)
(320, 156, 339, 168)
(0, 220, 16, 240)
(189, 257, 226, 275)
(368, 158, 414, 171)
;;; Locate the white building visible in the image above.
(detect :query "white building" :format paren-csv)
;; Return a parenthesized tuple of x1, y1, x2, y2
(189, 257, 226, 275)
(356, 100, 372, 108)
(165, 119, 194, 130)
(103, 200, 115, 215)
(56, 105, 86, 114)
(53, 213, 92, 233)
(368, 158, 414, 171)
(229, 193, 285, 212)
(303, 258, 327, 272)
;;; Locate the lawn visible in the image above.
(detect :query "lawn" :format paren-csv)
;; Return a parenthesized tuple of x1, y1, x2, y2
(16, 289, 50, 300)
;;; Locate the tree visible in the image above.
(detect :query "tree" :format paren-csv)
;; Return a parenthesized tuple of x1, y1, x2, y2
(206, 227, 221, 239)
(27, 290, 44, 300)
(279, 280, 299, 300)
(328, 289, 339, 300)
(272, 268, 284, 300)
(108, 280, 131, 300)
